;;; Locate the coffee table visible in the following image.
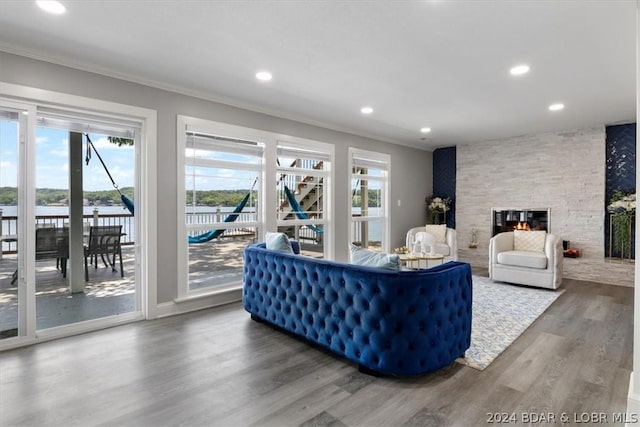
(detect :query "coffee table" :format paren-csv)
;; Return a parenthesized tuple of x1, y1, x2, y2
(398, 253, 445, 270)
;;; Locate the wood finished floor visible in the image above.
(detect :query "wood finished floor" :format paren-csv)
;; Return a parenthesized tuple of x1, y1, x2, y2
(0, 272, 633, 427)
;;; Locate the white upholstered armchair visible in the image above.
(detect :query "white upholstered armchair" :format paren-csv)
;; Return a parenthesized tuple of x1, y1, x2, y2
(489, 231, 563, 289)
(405, 225, 458, 262)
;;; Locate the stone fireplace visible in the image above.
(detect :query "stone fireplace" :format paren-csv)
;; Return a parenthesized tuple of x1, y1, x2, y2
(456, 127, 633, 287)
(491, 208, 550, 236)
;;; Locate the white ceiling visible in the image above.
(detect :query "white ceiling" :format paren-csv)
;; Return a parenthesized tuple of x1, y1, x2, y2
(0, 1, 636, 150)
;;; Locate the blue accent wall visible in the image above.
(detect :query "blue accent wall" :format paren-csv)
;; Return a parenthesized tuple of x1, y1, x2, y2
(605, 123, 636, 258)
(433, 147, 456, 228)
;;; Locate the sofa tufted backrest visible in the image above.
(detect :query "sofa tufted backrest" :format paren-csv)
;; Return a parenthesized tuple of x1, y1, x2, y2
(243, 243, 473, 376)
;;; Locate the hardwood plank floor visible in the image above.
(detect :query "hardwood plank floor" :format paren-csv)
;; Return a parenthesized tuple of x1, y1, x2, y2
(0, 273, 633, 426)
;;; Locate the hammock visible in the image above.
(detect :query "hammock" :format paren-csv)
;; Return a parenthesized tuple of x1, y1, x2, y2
(85, 134, 135, 215)
(283, 186, 323, 234)
(187, 193, 251, 244)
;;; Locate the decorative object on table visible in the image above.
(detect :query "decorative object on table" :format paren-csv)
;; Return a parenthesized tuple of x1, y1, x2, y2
(412, 231, 436, 255)
(405, 226, 458, 262)
(457, 275, 564, 370)
(607, 190, 636, 259)
(426, 195, 450, 224)
(393, 246, 409, 254)
(468, 228, 478, 248)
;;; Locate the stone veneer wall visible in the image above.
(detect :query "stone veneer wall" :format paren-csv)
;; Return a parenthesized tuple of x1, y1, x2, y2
(456, 126, 634, 287)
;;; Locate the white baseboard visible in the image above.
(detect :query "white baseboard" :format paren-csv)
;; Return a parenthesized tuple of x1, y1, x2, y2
(156, 289, 242, 318)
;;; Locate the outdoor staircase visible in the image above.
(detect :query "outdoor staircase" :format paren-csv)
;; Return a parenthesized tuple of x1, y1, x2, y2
(278, 161, 323, 238)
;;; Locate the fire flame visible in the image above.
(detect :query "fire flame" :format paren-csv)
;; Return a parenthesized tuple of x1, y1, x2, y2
(515, 222, 530, 231)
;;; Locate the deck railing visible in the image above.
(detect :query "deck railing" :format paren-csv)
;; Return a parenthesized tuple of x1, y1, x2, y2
(2, 209, 380, 253)
(0, 208, 135, 254)
(186, 209, 257, 239)
(0, 208, 268, 254)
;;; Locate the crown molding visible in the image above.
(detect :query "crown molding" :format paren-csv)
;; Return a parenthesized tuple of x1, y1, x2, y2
(0, 45, 432, 152)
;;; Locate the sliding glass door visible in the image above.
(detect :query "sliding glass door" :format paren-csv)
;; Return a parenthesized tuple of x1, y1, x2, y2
(0, 97, 142, 345)
(0, 101, 34, 341)
(33, 117, 138, 329)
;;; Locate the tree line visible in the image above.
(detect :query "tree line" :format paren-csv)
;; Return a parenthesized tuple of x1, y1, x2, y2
(0, 186, 382, 207)
(0, 187, 135, 206)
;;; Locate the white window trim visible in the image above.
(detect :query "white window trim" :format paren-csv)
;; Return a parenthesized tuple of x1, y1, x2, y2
(275, 137, 334, 259)
(177, 116, 335, 301)
(177, 116, 268, 301)
(348, 147, 390, 253)
(0, 82, 157, 351)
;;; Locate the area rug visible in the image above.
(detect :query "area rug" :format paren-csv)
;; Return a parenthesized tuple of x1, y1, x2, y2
(457, 275, 564, 370)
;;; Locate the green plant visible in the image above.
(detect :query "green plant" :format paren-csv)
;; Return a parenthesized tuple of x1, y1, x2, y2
(608, 190, 636, 258)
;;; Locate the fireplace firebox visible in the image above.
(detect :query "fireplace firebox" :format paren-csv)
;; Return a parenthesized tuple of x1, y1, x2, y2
(492, 208, 549, 237)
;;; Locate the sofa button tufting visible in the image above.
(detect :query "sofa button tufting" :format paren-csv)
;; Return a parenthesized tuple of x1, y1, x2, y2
(244, 244, 472, 376)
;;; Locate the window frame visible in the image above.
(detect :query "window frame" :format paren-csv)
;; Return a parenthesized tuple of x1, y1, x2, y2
(176, 116, 334, 300)
(275, 139, 332, 251)
(348, 147, 390, 253)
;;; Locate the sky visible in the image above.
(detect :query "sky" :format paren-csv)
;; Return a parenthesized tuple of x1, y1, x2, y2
(0, 121, 134, 192)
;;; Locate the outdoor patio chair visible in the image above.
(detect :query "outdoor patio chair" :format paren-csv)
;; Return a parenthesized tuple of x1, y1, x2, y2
(84, 225, 123, 281)
(35, 227, 69, 278)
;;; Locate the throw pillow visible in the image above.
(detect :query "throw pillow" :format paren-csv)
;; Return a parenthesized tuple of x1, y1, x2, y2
(513, 230, 546, 252)
(265, 232, 294, 254)
(424, 224, 447, 244)
(349, 244, 400, 271)
(290, 240, 301, 255)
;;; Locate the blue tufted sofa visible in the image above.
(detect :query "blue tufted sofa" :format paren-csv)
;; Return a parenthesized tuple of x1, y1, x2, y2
(242, 243, 473, 376)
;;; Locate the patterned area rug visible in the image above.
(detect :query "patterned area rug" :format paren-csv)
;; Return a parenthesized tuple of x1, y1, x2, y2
(457, 275, 564, 370)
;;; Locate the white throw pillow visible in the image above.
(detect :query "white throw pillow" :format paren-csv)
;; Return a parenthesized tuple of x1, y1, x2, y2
(349, 244, 400, 271)
(513, 230, 546, 252)
(424, 224, 447, 244)
(265, 232, 294, 254)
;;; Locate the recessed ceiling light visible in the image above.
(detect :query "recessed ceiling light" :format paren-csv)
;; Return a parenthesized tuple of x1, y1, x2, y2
(420, 127, 431, 133)
(360, 106, 373, 114)
(36, 0, 66, 14)
(510, 64, 530, 76)
(548, 103, 565, 111)
(255, 71, 272, 81)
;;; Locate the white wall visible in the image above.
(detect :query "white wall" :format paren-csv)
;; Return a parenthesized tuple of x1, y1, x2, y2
(457, 127, 634, 286)
(0, 51, 432, 304)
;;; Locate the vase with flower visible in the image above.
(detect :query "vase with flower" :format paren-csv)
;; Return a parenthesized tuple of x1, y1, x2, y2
(426, 196, 450, 225)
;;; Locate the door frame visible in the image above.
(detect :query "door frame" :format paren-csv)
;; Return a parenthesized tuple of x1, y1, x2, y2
(0, 82, 157, 350)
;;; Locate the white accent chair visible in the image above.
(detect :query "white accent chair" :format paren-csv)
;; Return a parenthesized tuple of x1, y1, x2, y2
(489, 231, 563, 289)
(406, 227, 458, 262)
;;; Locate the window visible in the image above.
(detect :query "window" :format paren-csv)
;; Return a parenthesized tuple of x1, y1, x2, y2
(276, 141, 332, 258)
(178, 118, 264, 295)
(349, 148, 390, 253)
(177, 116, 334, 299)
